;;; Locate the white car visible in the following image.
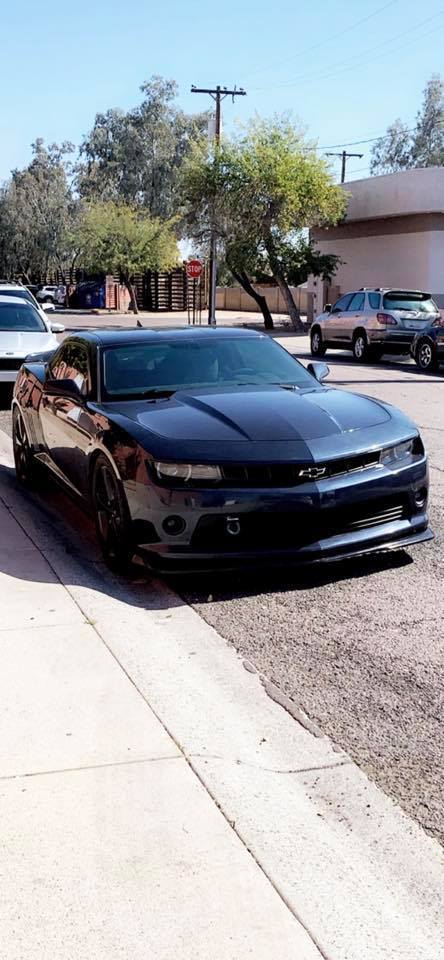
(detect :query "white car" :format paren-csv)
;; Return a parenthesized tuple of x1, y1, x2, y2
(0, 282, 59, 325)
(0, 296, 63, 383)
(36, 284, 58, 304)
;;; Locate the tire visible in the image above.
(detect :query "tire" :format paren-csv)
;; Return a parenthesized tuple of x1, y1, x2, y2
(310, 328, 327, 358)
(43, 296, 54, 304)
(352, 330, 370, 362)
(12, 407, 38, 487)
(415, 338, 439, 373)
(91, 454, 134, 572)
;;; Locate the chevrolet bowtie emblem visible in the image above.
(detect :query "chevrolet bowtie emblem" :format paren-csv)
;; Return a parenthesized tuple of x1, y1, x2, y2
(298, 466, 327, 479)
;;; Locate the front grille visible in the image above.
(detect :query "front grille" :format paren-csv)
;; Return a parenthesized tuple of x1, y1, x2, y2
(220, 450, 381, 487)
(0, 358, 24, 371)
(191, 496, 410, 551)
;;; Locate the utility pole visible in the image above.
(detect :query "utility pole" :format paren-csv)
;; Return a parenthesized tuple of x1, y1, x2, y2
(326, 149, 364, 183)
(191, 85, 246, 325)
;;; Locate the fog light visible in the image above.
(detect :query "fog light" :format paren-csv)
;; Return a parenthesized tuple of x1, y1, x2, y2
(162, 515, 186, 536)
(414, 488, 427, 509)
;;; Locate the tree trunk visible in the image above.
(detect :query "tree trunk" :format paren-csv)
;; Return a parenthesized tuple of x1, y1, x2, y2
(264, 232, 304, 331)
(274, 275, 304, 331)
(230, 268, 274, 330)
(124, 277, 142, 326)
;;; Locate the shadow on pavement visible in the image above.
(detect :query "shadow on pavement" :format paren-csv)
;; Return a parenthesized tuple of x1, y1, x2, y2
(0, 457, 414, 609)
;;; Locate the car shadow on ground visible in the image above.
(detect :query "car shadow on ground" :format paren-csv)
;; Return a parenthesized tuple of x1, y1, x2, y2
(0, 459, 414, 612)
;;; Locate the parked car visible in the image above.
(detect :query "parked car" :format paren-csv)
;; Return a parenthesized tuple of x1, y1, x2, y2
(0, 282, 61, 327)
(0, 296, 62, 384)
(12, 328, 432, 571)
(411, 319, 444, 372)
(310, 288, 441, 362)
(36, 285, 58, 304)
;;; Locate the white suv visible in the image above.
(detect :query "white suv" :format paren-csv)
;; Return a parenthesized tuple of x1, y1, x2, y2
(310, 288, 441, 362)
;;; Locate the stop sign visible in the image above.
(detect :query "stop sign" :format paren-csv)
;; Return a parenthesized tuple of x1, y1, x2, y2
(186, 259, 203, 279)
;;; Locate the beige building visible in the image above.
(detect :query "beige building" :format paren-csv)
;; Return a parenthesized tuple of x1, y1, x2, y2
(310, 167, 444, 312)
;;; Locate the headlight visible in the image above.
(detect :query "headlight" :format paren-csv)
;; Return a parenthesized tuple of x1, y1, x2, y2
(380, 438, 417, 465)
(154, 461, 222, 482)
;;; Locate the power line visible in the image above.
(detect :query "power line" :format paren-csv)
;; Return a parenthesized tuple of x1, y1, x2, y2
(251, 11, 443, 92)
(319, 128, 415, 150)
(241, 0, 399, 81)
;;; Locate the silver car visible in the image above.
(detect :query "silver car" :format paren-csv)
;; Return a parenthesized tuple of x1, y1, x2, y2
(0, 296, 63, 384)
(310, 288, 441, 362)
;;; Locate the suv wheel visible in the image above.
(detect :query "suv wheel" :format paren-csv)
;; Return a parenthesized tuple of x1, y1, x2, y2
(310, 328, 326, 357)
(352, 331, 369, 362)
(415, 338, 439, 372)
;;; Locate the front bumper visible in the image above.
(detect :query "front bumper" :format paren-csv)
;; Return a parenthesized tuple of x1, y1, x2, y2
(127, 457, 433, 573)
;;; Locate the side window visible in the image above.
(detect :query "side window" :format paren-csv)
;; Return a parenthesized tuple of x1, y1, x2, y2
(331, 293, 353, 313)
(49, 342, 90, 395)
(368, 292, 381, 310)
(347, 292, 365, 311)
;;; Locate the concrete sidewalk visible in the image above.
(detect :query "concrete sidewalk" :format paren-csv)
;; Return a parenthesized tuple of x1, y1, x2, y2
(0, 473, 318, 958)
(0, 432, 443, 960)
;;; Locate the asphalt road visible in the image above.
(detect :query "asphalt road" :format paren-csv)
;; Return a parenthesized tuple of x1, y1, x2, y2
(1, 340, 443, 846)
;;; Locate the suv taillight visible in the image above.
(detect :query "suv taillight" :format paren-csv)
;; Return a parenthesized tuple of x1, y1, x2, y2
(377, 312, 397, 326)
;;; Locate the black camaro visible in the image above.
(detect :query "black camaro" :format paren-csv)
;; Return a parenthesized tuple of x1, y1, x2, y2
(411, 320, 444, 372)
(12, 327, 432, 572)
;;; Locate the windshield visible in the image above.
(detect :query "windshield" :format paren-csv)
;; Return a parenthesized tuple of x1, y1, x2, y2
(0, 288, 38, 307)
(102, 337, 315, 398)
(0, 302, 46, 332)
(383, 293, 439, 314)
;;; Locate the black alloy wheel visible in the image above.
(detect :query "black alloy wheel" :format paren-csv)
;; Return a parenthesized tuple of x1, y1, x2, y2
(12, 407, 37, 486)
(91, 454, 134, 571)
(310, 328, 327, 357)
(415, 338, 439, 372)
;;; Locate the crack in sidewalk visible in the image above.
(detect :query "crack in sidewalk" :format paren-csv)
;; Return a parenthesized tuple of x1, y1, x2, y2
(0, 754, 183, 782)
(189, 754, 352, 776)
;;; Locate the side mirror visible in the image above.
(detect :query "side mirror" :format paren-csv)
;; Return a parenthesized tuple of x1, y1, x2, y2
(307, 361, 330, 383)
(50, 322, 65, 333)
(44, 377, 84, 400)
(42, 302, 55, 313)
(324, 303, 332, 313)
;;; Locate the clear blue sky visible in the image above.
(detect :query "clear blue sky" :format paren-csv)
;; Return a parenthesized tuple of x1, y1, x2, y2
(1, 0, 443, 183)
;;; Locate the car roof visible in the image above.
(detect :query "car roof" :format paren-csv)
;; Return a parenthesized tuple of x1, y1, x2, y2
(352, 288, 431, 295)
(66, 327, 266, 347)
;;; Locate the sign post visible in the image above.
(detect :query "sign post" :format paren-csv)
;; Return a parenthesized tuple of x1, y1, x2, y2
(186, 260, 203, 325)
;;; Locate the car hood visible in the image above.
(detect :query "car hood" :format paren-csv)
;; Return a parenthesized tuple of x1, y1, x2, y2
(107, 384, 394, 450)
(0, 331, 57, 356)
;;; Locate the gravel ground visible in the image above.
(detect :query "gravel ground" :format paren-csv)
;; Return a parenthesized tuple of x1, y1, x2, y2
(1, 346, 443, 845)
(183, 349, 444, 846)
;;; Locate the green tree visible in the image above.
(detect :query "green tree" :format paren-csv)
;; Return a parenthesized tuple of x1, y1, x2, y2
(77, 76, 209, 219)
(0, 139, 75, 281)
(411, 73, 444, 167)
(182, 118, 345, 329)
(370, 74, 444, 174)
(370, 119, 412, 175)
(74, 201, 179, 316)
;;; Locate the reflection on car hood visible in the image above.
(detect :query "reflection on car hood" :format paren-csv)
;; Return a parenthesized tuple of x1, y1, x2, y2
(111, 385, 391, 443)
(0, 331, 57, 355)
